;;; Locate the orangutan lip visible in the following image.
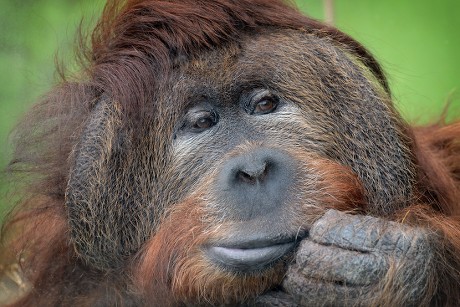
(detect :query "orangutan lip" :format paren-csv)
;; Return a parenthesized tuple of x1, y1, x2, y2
(205, 238, 298, 272)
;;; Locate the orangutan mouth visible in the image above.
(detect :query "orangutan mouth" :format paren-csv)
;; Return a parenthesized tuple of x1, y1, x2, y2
(205, 236, 300, 272)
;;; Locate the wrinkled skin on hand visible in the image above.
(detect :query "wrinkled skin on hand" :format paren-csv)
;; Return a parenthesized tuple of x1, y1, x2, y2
(256, 210, 435, 306)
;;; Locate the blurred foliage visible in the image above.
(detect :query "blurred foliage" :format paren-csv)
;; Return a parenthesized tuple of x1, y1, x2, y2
(0, 0, 459, 218)
(0, 0, 104, 219)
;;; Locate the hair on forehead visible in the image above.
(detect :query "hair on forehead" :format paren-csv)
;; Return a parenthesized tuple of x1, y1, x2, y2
(86, 0, 388, 116)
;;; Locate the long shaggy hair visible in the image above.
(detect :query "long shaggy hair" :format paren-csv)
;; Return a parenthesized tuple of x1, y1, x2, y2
(1, 0, 460, 306)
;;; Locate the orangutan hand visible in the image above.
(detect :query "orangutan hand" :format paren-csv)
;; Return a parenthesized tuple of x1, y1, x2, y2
(255, 209, 436, 306)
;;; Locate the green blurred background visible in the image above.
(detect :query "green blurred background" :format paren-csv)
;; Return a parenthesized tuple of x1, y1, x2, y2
(1, 0, 459, 219)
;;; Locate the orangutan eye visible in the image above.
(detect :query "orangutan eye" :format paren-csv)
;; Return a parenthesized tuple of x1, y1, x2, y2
(247, 89, 279, 115)
(183, 109, 219, 133)
(254, 98, 277, 114)
(193, 114, 216, 130)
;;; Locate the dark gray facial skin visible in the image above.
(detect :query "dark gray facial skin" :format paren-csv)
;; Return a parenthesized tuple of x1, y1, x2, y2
(172, 29, 414, 210)
(162, 30, 416, 279)
(66, 29, 415, 271)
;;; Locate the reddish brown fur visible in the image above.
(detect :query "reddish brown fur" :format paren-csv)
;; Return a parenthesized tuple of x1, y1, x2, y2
(402, 123, 460, 305)
(3, 125, 460, 306)
(87, 0, 389, 120)
(134, 195, 286, 305)
(1, 0, 460, 306)
(133, 150, 367, 305)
